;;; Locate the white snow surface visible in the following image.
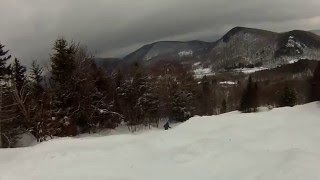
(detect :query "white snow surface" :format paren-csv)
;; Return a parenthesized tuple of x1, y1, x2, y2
(193, 67, 215, 79)
(286, 36, 305, 49)
(1, 103, 320, 180)
(219, 81, 238, 85)
(234, 67, 269, 74)
(15, 132, 37, 147)
(178, 50, 193, 57)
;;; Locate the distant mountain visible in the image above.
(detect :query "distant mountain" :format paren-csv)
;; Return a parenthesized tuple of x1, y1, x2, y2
(122, 40, 214, 66)
(312, 30, 320, 36)
(206, 27, 320, 70)
(95, 27, 320, 72)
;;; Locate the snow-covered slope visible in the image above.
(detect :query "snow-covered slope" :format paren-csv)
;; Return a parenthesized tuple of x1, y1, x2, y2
(1, 103, 320, 180)
(208, 27, 278, 69)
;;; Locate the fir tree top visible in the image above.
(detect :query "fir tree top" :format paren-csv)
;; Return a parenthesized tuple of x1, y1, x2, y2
(0, 43, 11, 78)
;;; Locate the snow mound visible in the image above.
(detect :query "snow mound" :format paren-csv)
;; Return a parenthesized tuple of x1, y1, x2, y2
(15, 132, 37, 147)
(1, 103, 320, 180)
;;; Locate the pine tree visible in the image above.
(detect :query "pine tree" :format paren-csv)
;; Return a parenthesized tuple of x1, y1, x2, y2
(29, 60, 44, 99)
(280, 86, 297, 107)
(27, 60, 51, 142)
(116, 65, 149, 131)
(311, 62, 320, 101)
(0, 43, 11, 147)
(0, 44, 21, 148)
(137, 77, 160, 127)
(200, 75, 213, 115)
(10, 58, 28, 123)
(0, 43, 11, 78)
(116, 79, 136, 124)
(171, 90, 193, 122)
(51, 38, 76, 85)
(155, 72, 179, 120)
(11, 58, 27, 93)
(240, 76, 258, 113)
(50, 38, 78, 136)
(201, 75, 210, 93)
(221, 99, 227, 114)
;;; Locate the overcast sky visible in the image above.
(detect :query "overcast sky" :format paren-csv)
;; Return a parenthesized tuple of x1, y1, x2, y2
(1, 0, 320, 65)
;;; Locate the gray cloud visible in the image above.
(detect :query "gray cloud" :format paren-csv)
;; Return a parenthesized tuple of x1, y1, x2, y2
(1, 0, 320, 65)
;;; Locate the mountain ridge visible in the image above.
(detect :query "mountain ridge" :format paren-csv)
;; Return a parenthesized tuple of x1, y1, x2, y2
(95, 27, 320, 72)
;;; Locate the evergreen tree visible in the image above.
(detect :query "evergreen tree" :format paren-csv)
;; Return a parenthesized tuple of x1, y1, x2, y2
(51, 38, 76, 85)
(11, 58, 27, 93)
(50, 38, 78, 136)
(0, 43, 11, 148)
(116, 65, 149, 130)
(0, 43, 11, 78)
(171, 90, 193, 122)
(10, 58, 28, 124)
(137, 77, 160, 127)
(0, 44, 22, 148)
(311, 62, 320, 101)
(221, 99, 227, 114)
(27, 60, 51, 142)
(240, 76, 258, 113)
(70, 47, 122, 133)
(155, 72, 179, 119)
(29, 60, 44, 99)
(201, 75, 210, 93)
(113, 69, 123, 88)
(280, 86, 297, 107)
(199, 75, 213, 115)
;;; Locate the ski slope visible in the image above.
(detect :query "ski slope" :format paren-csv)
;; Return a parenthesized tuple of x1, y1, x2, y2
(1, 103, 320, 180)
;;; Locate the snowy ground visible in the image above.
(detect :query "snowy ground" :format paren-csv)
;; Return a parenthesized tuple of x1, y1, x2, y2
(193, 67, 215, 79)
(1, 103, 320, 180)
(233, 67, 269, 74)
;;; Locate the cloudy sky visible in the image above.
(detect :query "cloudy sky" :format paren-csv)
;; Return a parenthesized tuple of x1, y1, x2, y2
(1, 0, 320, 65)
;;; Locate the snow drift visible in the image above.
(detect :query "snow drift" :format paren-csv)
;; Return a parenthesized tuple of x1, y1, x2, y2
(1, 102, 320, 180)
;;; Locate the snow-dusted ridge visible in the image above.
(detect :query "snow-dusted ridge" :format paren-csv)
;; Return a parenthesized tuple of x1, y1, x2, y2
(109, 27, 320, 73)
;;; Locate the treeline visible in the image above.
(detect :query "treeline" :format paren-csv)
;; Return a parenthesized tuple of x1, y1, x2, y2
(0, 39, 200, 147)
(0, 39, 320, 148)
(0, 39, 122, 147)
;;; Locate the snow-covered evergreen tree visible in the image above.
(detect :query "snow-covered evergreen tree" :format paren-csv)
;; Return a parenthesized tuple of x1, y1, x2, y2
(171, 90, 194, 122)
(0, 43, 21, 148)
(137, 77, 160, 127)
(279, 86, 297, 107)
(50, 38, 78, 136)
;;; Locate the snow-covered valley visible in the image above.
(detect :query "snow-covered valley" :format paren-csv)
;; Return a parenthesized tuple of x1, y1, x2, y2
(1, 103, 320, 180)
